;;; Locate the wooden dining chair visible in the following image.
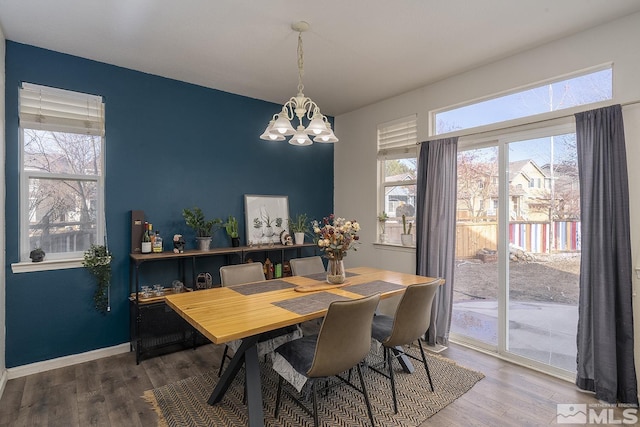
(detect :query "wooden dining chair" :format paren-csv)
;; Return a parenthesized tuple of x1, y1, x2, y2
(273, 293, 381, 427)
(370, 278, 443, 414)
(289, 256, 325, 276)
(217, 263, 302, 377)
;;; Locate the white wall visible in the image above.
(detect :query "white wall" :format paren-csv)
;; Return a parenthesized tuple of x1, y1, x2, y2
(0, 24, 7, 395)
(335, 12, 640, 378)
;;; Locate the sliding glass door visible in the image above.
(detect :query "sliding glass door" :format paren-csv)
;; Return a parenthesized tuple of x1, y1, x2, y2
(451, 129, 581, 376)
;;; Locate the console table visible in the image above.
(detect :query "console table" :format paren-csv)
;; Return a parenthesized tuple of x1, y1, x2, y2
(129, 243, 316, 363)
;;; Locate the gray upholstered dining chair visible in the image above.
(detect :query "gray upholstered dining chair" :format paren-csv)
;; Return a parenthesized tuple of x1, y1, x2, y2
(370, 278, 443, 414)
(289, 256, 328, 333)
(273, 293, 381, 427)
(289, 256, 325, 276)
(217, 263, 302, 377)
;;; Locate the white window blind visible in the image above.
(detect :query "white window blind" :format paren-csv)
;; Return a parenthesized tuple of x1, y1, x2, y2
(377, 115, 417, 159)
(19, 83, 105, 136)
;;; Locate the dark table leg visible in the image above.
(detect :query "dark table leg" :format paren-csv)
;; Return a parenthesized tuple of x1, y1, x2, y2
(391, 346, 415, 373)
(208, 335, 264, 426)
(244, 344, 264, 427)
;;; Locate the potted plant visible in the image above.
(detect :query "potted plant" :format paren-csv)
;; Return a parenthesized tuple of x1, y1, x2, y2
(289, 213, 309, 245)
(83, 244, 113, 313)
(401, 214, 413, 246)
(182, 207, 223, 251)
(377, 211, 389, 243)
(29, 247, 46, 262)
(224, 215, 240, 247)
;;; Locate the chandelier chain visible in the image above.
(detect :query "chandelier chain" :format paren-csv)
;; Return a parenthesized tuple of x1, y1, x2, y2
(297, 32, 304, 95)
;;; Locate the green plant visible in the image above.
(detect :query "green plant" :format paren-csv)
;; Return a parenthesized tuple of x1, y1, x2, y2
(83, 244, 112, 313)
(377, 211, 389, 234)
(29, 247, 46, 262)
(289, 213, 309, 233)
(224, 215, 239, 238)
(182, 207, 223, 237)
(402, 214, 413, 234)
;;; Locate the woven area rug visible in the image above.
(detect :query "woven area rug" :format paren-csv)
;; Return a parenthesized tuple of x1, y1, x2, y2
(144, 347, 484, 426)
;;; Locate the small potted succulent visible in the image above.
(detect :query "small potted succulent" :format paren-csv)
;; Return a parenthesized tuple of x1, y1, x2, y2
(377, 211, 389, 243)
(29, 247, 46, 262)
(224, 215, 240, 247)
(182, 207, 223, 251)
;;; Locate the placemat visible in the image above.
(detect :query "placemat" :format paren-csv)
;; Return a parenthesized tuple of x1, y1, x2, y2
(228, 280, 295, 295)
(302, 271, 359, 282)
(272, 292, 351, 315)
(344, 280, 406, 296)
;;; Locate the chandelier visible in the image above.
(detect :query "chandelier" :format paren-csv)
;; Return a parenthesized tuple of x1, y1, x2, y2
(260, 21, 338, 146)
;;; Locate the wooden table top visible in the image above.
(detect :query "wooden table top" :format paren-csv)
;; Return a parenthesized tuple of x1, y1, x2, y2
(165, 267, 440, 345)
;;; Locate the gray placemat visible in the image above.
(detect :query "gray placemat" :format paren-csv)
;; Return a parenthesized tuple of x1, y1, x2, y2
(228, 280, 295, 295)
(272, 292, 351, 315)
(302, 271, 360, 282)
(344, 280, 405, 296)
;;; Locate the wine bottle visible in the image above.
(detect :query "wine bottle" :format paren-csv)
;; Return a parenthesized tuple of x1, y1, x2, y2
(141, 222, 152, 254)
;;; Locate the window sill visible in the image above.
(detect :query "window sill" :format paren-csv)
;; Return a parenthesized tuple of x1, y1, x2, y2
(373, 242, 415, 252)
(11, 258, 84, 273)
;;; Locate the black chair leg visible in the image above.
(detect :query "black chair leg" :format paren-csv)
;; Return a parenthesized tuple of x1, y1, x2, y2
(386, 347, 398, 414)
(275, 376, 284, 418)
(312, 380, 320, 427)
(417, 339, 434, 392)
(218, 345, 229, 377)
(357, 363, 376, 427)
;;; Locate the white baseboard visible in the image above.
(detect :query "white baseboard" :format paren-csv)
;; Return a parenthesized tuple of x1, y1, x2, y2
(6, 343, 130, 380)
(0, 369, 8, 401)
(423, 343, 448, 353)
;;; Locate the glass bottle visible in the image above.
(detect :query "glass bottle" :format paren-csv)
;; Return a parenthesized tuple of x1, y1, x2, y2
(141, 222, 152, 254)
(149, 223, 155, 248)
(152, 230, 163, 253)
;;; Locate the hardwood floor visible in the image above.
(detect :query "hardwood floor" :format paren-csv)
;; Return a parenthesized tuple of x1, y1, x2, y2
(0, 342, 623, 426)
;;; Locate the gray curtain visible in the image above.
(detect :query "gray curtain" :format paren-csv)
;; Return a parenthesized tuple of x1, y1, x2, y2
(575, 104, 638, 404)
(416, 137, 458, 346)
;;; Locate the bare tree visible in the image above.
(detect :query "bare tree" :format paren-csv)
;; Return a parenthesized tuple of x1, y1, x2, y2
(457, 148, 498, 221)
(23, 129, 100, 249)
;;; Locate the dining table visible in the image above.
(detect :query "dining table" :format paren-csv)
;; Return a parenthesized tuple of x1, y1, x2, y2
(165, 266, 441, 427)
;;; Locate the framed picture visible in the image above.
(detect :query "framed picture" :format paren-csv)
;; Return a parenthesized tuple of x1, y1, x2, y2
(244, 195, 290, 245)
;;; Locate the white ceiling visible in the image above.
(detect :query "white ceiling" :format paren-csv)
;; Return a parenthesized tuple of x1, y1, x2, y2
(1, 0, 640, 116)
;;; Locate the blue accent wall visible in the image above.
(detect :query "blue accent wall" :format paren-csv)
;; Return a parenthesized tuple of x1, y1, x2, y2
(4, 41, 334, 367)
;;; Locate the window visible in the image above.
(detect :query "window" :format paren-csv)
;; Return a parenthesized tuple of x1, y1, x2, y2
(377, 115, 417, 244)
(19, 83, 105, 264)
(435, 66, 612, 135)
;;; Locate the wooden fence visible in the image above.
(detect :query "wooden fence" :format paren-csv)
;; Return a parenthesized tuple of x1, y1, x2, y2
(456, 220, 581, 259)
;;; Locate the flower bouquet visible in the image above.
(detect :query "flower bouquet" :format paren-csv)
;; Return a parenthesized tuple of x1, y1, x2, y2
(313, 214, 360, 283)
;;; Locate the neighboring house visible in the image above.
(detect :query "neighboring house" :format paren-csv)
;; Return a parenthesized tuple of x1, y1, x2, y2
(384, 172, 416, 218)
(457, 159, 554, 222)
(508, 159, 551, 221)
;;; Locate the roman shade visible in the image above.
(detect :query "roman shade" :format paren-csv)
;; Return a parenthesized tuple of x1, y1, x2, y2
(19, 82, 105, 136)
(377, 115, 417, 159)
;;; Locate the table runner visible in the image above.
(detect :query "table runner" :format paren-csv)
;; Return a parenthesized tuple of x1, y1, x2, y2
(272, 291, 351, 315)
(302, 271, 360, 282)
(228, 279, 295, 295)
(345, 280, 406, 296)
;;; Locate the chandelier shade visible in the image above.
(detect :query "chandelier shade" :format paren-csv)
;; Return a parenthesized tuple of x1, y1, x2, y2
(260, 21, 338, 146)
